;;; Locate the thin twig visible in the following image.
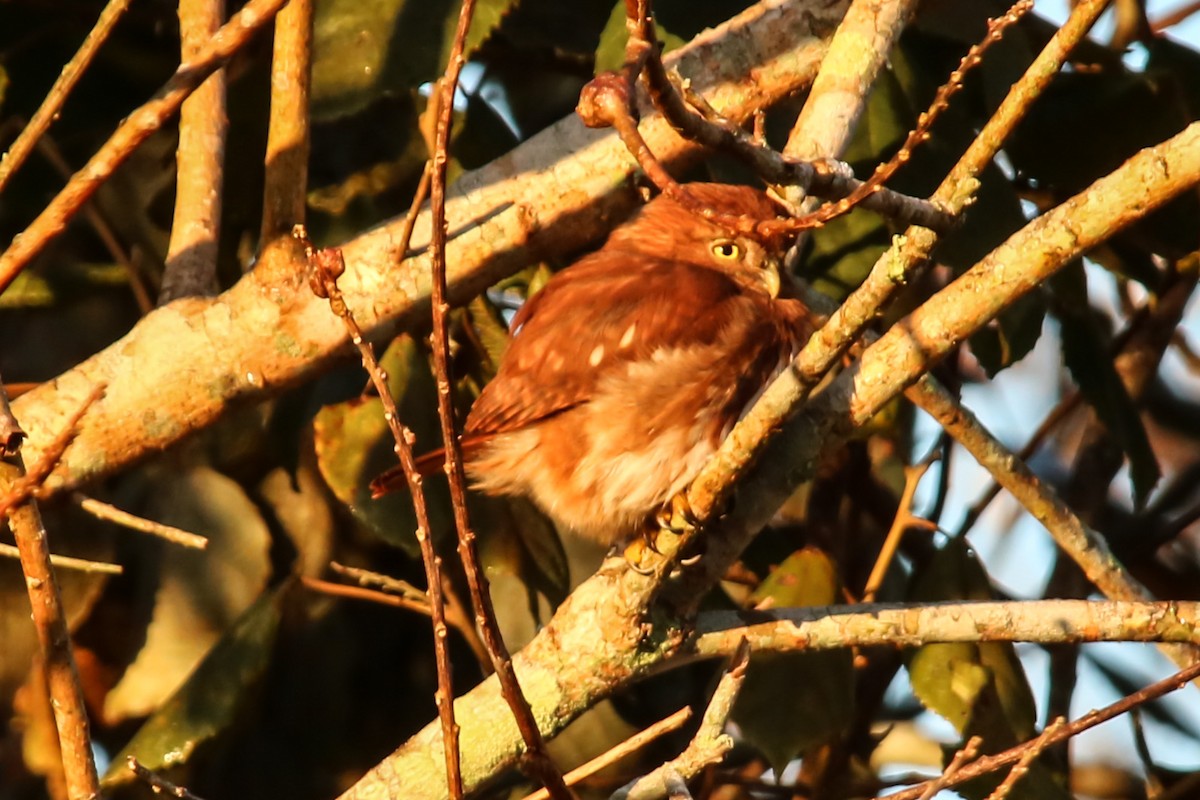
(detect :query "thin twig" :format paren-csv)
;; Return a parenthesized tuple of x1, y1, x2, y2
(614, 0, 1030, 239)
(877, 659, 1200, 800)
(160, 0, 227, 303)
(0, 0, 134, 193)
(127, 756, 207, 800)
(617, 0, 948, 234)
(918, 737, 982, 800)
(0, 375, 101, 800)
(779, 0, 921, 258)
(0, 542, 122, 575)
(301, 575, 434, 616)
(861, 457, 938, 602)
(0, 385, 106, 521)
(983, 717, 1066, 800)
(427, 0, 573, 797)
(72, 492, 208, 549)
(519, 708, 693, 800)
(1151, 0, 1200, 32)
(612, 641, 751, 800)
(0, 0, 290, 294)
(955, 391, 1082, 538)
(30, 131, 155, 313)
(326, 562, 490, 670)
(298, 235, 464, 799)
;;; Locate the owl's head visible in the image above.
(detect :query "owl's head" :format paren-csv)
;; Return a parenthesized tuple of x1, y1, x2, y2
(605, 183, 791, 298)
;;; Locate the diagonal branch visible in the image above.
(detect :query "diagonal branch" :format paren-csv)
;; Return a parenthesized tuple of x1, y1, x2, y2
(12, 0, 848, 499)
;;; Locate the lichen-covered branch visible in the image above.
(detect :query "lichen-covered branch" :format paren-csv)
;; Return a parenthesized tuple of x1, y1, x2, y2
(12, 0, 846, 498)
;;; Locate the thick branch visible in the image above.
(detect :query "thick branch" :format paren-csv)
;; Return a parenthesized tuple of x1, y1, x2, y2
(12, 0, 846, 497)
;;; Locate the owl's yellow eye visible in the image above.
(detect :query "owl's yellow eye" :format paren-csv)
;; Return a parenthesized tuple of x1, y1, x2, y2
(710, 240, 742, 260)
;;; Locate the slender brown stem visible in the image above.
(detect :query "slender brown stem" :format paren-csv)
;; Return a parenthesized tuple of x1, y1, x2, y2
(0, 0, 289, 294)
(876, 660, 1200, 800)
(127, 756, 207, 800)
(72, 493, 208, 549)
(426, 0, 572, 797)
(0, 0, 134, 194)
(298, 237, 464, 800)
(0, 378, 102, 800)
(518, 708, 693, 800)
(0, 543, 122, 575)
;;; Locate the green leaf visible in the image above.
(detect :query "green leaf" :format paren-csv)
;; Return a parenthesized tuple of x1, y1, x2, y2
(967, 290, 1047, 378)
(102, 585, 286, 788)
(1050, 264, 1160, 508)
(313, 0, 519, 120)
(313, 336, 451, 555)
(732, 549, 854, 772)
(102, 466, 273, 723)
(594, 2, 686, 74)
(804, 208, 889, 301)
(907, 539, 1068, 800)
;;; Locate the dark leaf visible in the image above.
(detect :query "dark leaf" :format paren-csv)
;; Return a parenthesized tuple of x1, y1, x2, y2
(1050, 263, 1160, 508)
(732, 549, 854, 772)
(102, 585, 286, 788)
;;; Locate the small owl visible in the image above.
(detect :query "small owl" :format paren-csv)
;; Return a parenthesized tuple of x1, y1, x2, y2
(374, 183, 814, 544)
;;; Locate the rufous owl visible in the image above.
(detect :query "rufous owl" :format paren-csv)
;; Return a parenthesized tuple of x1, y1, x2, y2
(373, 183, 814, 544)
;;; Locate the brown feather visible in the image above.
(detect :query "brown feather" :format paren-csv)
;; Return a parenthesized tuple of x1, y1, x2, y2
(371, 183, 815, 543)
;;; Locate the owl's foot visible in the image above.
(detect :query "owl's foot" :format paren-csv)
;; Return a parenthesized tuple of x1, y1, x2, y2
(655, 492, 699, 535)
(623, 536, 661, 574)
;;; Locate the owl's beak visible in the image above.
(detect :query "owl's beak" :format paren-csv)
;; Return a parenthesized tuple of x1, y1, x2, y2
(762, 259, 782, 298)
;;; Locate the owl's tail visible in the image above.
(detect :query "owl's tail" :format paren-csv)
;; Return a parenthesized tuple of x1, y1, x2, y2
(368, 438, 486, 498)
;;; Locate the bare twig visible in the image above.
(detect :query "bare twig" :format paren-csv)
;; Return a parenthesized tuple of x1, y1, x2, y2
(1153, 0, 1200, 31)
(160, 0, 227, 303)
(617, 0, 948, 234)
(0, 385, 106, 521)
(918, 737, 982, 800)
(611, 641, 751, 800)
(519, 708, 693, 800)
(260, 0, 312, 242)
(0, 542, 122, 575)
(325, 562, 489, 670)
(29, 131, 155, 313)
(0, 376, 101, 800)
(426, 0, 572, 796)
(298, 235, 464, 799)
(984, 717, 1067, 800)
(301, 575, 435, 616)
(0, 0, 134, 193)
(127, 756, 207, 800)
(861, 458, 938, 602)
(0, 0, 290, 294)
(72, 492, 208, 549)
(955, 391, 1082, 538)
(611, 0, 1031, 240)
(877, 659, 1200, 800)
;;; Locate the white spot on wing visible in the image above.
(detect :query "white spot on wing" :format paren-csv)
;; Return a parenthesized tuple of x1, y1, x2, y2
(619, 323, 637, 349)
(589, 345, 605, 366)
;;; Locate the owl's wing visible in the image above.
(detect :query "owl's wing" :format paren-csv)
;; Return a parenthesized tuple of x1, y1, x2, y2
(464, 252, 753, 436)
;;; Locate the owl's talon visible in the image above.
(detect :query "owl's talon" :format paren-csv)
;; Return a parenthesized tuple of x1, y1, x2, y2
(623, 537, 663, 574)
(656, 493, 699, 535)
